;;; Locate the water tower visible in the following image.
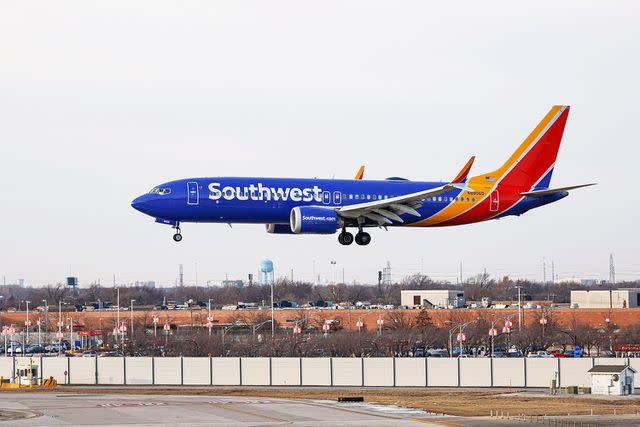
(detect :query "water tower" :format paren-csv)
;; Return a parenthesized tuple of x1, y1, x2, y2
(259, 260, 274, 287)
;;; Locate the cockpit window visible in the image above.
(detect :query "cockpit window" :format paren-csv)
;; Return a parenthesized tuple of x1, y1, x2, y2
(149, 187, 171, 195)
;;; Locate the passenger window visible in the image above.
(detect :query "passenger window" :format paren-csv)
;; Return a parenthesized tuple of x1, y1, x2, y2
(367, 195, 371, 200)
(349, 194, 353, 199)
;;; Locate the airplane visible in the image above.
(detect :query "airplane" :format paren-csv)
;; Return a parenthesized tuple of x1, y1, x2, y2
(132, 105, 594, 246)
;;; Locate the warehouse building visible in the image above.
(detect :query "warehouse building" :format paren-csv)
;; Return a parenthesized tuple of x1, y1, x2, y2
(401, 290, 465, 308)
(570, 289, 640, 308)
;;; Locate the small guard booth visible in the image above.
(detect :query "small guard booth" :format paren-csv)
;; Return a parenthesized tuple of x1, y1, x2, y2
(588, 364, 636, 396)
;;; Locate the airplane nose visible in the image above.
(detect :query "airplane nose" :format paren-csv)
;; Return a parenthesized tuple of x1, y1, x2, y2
(131, 195, 148, 213)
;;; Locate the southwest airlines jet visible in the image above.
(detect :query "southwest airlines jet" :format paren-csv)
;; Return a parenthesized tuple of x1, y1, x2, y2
(132, 106, 593, 245)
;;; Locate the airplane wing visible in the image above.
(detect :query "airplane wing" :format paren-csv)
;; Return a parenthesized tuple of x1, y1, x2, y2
(337, 157, 475, 225)
(354, 165, 365, 180)
(520, 183, 596, 197)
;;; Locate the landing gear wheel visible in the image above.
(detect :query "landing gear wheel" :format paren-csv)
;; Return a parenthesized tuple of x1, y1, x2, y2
(173, 233, 182, 242)
(338, 231, 354, 246)
(355, 231, 371, 246)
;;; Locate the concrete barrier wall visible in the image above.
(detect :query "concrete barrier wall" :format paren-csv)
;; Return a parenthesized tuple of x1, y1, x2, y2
(492, 358, 525, 387)
(183, 357, 211, 385)
(0, 357, 13, 378)
(332, 358, 362, 386)
(363, 358, 394, 386)
(69, 358, 96, 384)
(395, 358, 426, 387)
(42, 357, 68, 384)
(125, 357, 153, 385)
(559, 358, 592, 387)
(271, 357, 300, 386)
(301, 357, 331, 386)
(2, 356, 636, 387)
(526, 358, 558, 387)
(154, 357, 182, 385)
(427, 358, 458, 386)
(97, 357, 124, 385)
(460, 358, 491, 387)
(212, 357, 240, 385)
(241, 357, 270, 385)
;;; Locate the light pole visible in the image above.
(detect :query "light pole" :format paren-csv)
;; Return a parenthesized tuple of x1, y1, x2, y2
(58, 301, 62, 356)
(25, 300, 31, 345)
(515, 286, 522, 330)
(116, 287, 120, 346)
(270, 279, 275, 338)
(460, 318, 481, 357)
(130, 299, 135, 344)
(207, 299, 213, 337)
(42, 299, 48, 336)
(490, 314, 516, 358)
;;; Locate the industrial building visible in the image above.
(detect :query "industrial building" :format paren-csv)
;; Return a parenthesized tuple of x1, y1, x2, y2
(570, 289, 640, 308)
(400, 289, 465, 308)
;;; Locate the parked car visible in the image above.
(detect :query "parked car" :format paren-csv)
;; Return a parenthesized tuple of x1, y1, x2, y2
(24, 344, 46, 354)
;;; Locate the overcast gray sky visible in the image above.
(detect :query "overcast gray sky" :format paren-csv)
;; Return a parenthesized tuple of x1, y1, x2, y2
(1, 1, 639, 287)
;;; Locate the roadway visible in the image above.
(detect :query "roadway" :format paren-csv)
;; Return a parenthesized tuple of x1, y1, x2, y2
(0, 392, 454, 426)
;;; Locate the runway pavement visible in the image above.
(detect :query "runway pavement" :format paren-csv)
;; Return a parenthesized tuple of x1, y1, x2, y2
(0, 392, 457, 426)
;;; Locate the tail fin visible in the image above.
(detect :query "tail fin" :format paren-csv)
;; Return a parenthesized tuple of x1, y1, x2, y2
(474, 105, 570, 190)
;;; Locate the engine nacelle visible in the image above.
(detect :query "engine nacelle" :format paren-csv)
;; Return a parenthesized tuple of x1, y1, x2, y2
(265, 224, 296, 234)
(290, 206, 339, 234)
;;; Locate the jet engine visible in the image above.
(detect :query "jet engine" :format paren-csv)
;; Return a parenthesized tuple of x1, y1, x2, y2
(290, 206, 340, 234)
(265, 224, 296, 234)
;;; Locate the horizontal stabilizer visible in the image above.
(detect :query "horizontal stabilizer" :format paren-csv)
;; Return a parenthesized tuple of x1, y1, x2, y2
(520, 183, 596, 197)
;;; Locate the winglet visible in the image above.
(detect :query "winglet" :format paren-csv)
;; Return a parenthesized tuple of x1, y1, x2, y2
(354, 165, 365, 180)
(451, 156, 475, 184)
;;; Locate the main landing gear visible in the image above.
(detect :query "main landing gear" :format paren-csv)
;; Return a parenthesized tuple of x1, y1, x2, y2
(172, 225, 182, 242)
(338, 227, 371, 246)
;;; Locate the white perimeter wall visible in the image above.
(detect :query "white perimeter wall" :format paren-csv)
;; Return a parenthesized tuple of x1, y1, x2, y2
(3, 356, 638, 388)
(332, 358, 362, 386)
(272, 357, 300, 386)
(154, 357, 181, 385)
(363, 358, 394, 386)
(395, 358, 426, 387)
(183, 357, 211, 385)
(559, 358, 592, 387)
(526, 358, 558, 387)
(301, 358, 331, 385)
(241, 357, 270, 385)
(212, 357, 240, 385)
(492, 358, 525, 387)
(69, 358, 96, 384)
(460, 358, 491, 387)
(427, 358, 458, 387)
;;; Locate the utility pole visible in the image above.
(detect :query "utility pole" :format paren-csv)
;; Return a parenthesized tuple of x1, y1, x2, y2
(551, 261, 555, 284)
(543, 257, 546, 284)
(459, 260, 463, 284)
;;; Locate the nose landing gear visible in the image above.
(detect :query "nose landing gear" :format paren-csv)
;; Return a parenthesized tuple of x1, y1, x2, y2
(172, 225, 182, 242)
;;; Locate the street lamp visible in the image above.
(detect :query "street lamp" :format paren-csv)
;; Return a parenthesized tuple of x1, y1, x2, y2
(515, 286, 523, 330)
(130, 299, 135, 343)
(42, 299, 48, 333)
(24, 300, 31, 346)
(489, 314, 516, 357)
